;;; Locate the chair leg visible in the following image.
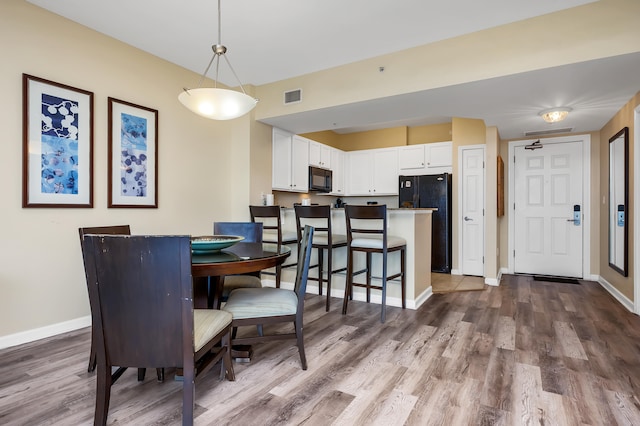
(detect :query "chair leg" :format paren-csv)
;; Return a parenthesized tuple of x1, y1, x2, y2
(88, 337, 97, 373)
(342, 248, 353, 315)
(156, 368, 165, 382)
(366, 252, 372, 303)
(318, 247, 324, 296)
(257, 324, 264, 336)
(294, 319, 307, 370)
(325, 247, 332, 312)
(401, 247, 406, 309)
(275, 264, 281, 288)
(381, 250, 388, 323)
(222, 330, 236, 381)
(181, 367, 195, 426)
(137, 368, 146, 381)
(95, 363, 112, 426)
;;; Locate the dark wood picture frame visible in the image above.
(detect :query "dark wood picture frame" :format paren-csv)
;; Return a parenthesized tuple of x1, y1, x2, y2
(108, 97, 158, 208)
(22, 74, 94, 208)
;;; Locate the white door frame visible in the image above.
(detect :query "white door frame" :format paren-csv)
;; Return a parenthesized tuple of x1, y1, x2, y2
(457, 144, 486, 277)
(507, 135, 592, 278)
(634, 105, 640, 314)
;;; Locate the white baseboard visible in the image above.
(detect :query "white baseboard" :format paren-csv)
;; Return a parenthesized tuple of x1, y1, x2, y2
(451, 269, 462, 276)
(0, 315, 91, 350)
(597, 275, 634, 313)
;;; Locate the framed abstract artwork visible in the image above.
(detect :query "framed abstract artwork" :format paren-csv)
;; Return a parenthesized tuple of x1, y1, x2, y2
(108, 97, 158, 208)
(22, 74, 94, 207)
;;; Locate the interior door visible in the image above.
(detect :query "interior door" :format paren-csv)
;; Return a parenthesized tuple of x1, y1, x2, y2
(514, 141, 583, 277)
(461, 147, 485, 276)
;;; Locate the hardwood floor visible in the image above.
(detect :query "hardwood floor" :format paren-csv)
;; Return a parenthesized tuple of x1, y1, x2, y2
(2, 274, 640, 425)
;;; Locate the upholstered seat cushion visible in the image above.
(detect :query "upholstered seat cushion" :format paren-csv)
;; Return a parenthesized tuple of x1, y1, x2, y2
(263, 229, 298, 244)
(222, 288, 298, 319)
(222, 275, 262, 298)
(351, 235, 406, 249)
(311, 234, 347, 246)
(193, 309, 232, 352)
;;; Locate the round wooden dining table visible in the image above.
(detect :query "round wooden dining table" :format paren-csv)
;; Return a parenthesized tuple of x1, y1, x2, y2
(191, 242, 291, 308)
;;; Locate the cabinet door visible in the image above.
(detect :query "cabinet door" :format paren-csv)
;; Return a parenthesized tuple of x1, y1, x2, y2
(346, 151, 373, 195)
(398, 145, 426, 171)
(272, 128, 292, 190)
(372, 148, 399, 195)
(309, 141, 331, 168)
(291, 135, 309, 192)
(330, 148, 344, 195)
(426, 142, 452, 169)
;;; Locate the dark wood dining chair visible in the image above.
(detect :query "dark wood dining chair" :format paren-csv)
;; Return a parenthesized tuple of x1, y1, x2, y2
(81, 234, 235, 426)
(213, 222, 264, 305)
(79, 225, 164, 382)
(342, 205, 406, 323)
(222, 225, 314, 369)
(249, 205, 298, 288)
(294, 205, 347, 311)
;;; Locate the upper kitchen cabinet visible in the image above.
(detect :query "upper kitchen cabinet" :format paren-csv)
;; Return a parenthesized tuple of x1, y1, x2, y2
(425, 141, 452, 173)
(347, 148, 398, 196)
(272, 128, 309, 192)
(330, 148, 345, 195)
(398, 142, 452, 174)
(309, 140, 331, 169)
(398, 145, 426, 171)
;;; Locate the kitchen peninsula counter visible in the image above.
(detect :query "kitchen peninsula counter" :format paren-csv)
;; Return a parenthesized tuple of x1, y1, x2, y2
(275, 207, 433, 309)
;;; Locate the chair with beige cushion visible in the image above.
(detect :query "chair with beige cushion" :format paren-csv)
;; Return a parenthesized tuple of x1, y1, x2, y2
(294, 204, 347, 311)
(213, 222, 264, 304)
(342, 205, 406, 323)
(249, 205, 298, 288)
(223, 225, 314, 369)
(81, 234, 235, 425)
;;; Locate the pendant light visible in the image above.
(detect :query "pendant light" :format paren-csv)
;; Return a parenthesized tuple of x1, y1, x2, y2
(179, 0, 258, 120)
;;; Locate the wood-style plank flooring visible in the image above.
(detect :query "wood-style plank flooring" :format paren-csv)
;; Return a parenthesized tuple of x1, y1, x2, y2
(2, 274, 640, 425)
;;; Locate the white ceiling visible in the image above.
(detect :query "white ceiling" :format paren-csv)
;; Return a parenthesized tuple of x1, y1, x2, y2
(27, 0, 640, 140)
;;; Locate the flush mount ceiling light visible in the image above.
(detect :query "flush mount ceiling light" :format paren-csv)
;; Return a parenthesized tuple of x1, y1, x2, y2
(178, 0, 257, 120)
(539, 107, 572, 123)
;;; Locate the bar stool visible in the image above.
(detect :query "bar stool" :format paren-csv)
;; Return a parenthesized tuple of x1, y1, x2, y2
(249, 205, 298, 288)
(342, 204, 406, 323)
(294, 205, 347, 311)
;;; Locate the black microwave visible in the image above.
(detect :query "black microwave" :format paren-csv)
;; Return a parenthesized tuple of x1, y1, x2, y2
(309, 166, 332, 192)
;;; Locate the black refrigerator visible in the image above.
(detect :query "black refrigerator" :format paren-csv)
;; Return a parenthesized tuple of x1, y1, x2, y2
(399, 173, 452, 273)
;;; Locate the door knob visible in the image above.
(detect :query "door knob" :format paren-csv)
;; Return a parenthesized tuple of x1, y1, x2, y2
(464, 216, 473, 221)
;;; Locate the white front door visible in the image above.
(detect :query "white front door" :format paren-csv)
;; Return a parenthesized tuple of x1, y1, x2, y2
(461, 147, 485, 276)
(514, 141, 583, 277)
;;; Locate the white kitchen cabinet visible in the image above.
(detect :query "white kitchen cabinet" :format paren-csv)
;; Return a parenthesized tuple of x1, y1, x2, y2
(330, 148, 345, 195)
(346, 148, 398, 195)
(398, 142, 452, 175)
(272, 128, 309, 192)
(309, 141, 331, 169)
(425, 141, 452, 172)
(398, 145, 426, 172)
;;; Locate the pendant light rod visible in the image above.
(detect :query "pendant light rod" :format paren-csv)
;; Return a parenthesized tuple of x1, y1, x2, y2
(178, 0, 257, 120)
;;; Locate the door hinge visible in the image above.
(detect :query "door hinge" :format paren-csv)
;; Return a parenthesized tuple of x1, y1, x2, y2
(514, 250, 516, 257)
(482, 256, 485, 263)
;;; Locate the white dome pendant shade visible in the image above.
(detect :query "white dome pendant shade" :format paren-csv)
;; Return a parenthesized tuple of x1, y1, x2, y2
(179, 87, 257, 120)
(178, 0, 258, 120)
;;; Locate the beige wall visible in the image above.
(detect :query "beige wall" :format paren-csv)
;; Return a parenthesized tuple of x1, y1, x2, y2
(408, 123, 453, 145)
(0, 0, 250, 340)
(599, 92, 639, 300)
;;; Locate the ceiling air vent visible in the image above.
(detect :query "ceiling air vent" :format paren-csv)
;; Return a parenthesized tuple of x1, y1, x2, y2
(524, 127, 573, 137)
(284, 89, 302, 105)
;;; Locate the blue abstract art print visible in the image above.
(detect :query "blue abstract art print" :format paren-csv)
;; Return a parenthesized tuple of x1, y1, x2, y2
(23, 74, 93, 207)
(108, 98, 158, 208)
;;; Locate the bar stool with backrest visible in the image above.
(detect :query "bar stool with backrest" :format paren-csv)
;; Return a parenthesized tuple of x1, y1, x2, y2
(294, 204, 347, 311)
(249, 205, 298, 288)
(342, 204, 406, 323)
